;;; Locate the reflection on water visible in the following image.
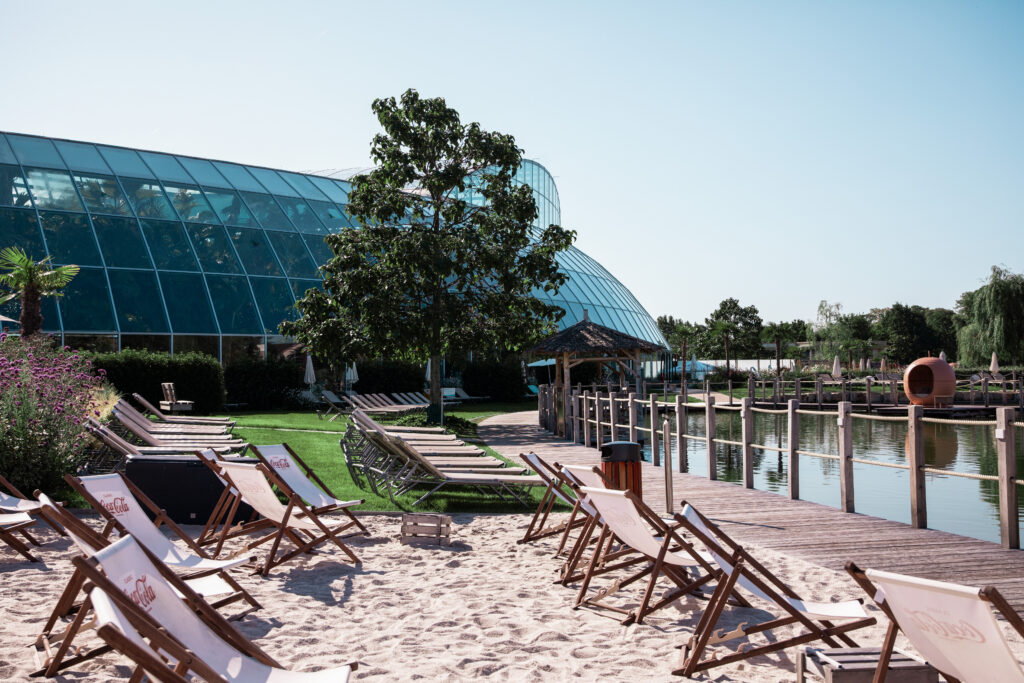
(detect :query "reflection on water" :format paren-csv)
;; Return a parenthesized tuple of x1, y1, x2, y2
(631, 411, 1022, 544)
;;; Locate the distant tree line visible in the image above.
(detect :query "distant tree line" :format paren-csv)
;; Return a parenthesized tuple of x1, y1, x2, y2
(658, 265, 1023, 367)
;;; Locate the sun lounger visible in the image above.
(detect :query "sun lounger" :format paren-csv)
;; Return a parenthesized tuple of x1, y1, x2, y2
(86, 419, 243, 461)
(115, 399, 232, 435)
(846, 563, 1024, 683)
(113, 406, 241, 442)
(672, 502, 874, 677)
(452, 387, 488, 401)
(111, 408, 246, 450)
(76, 535, 355, 681)
(133, 392, 234, 426)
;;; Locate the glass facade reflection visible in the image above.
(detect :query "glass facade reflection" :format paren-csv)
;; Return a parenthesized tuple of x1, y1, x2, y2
(0, 132, 667, 357)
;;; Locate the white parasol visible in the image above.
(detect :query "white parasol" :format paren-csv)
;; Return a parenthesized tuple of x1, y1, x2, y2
(939, 351, 946, 361)
(832, 355, 841, 376)
(990, 352, 999, 374)
(304, 354, 316, 387)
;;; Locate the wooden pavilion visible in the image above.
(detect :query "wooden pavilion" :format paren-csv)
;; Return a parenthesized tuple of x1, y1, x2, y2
(529, 312, 665, 436)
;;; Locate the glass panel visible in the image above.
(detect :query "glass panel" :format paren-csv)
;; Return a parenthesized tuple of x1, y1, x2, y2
(121, 335, 170, 353)
(0, 135, 16, 164)
(308, 200, 350, 231)
(7, 135, 65, 169)
(0, 293, 60, 333)
(250, 277, 298, 333)
(65, 334, 118, 353)
(0, 207, 45, 259)
(162, 184, 219, 223)
(98, 146, 154, 177)
(185, 224, 241, 273)
(301, 233, 332, 266)
(72, 173, 132, 215)
(39, 211, 102, 266)
(0, 164, 33, 208)
(120, 178, 176, 219)
(205, 275, 261, 334)
(141, 220, 198, 271)
(307, 175, 348, 203)
(55, 141, 110, 174)
(173, 335, 219, 359)
(289, 279, 321, 299)
(246, 167, 297, 196)
(108, 269, 169, 333)
(210, 161, 265, 192)
(177, 157, 230, 188)
(59, 267, 116, 331)
(238, 192, 292, 231)
(228, 227, 282, 276)
(267, 231, 317, 278)
(137, 151, 193, 183)
(24, 168, 84, 211)
(278, 171, 329, 200)
(202, 188, 257, 226)
(92, 216, 151, 268)
(222, 336, 264, 365)
(158, 271, 218, 333)
(275, 196, 325, 234)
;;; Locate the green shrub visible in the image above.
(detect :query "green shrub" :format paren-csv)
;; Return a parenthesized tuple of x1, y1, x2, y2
(462, 358, 525, 401)
(88, 349, 225, 413)
(225, 358, 305, 410)
(353, 361, 424, 394)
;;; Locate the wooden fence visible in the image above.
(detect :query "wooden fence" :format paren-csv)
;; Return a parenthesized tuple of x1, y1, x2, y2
(536, 384, 1022, 550)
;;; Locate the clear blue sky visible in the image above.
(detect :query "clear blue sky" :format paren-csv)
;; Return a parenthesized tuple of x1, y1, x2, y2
(3, 0, 1022, 325)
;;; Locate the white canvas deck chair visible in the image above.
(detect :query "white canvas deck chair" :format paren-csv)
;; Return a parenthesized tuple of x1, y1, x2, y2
(673, 502, 875, 677)
(846, 562, 1024, 683)
(516, 452, 586, 546)
(554, 464, 611, 584)
(31, 492, 259, 677)
(215, 460, 362, 576)
(0, 472, 63, 535)
(576, 486, 719, 625)
(75, 535, 355, 682)
(0, 511, 40, 562)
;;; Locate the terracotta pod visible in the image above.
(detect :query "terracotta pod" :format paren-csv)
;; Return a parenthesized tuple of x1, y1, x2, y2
(903, 357, 957, 407)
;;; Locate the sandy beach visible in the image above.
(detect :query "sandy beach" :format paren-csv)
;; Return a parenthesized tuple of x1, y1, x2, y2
(2, 510, 1021, 681)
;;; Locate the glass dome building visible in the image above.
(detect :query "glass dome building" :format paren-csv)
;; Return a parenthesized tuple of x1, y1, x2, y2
(0, 131, 666, 361)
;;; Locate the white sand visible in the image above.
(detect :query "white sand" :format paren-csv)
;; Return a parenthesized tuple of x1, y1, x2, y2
(2, 511, 1022, 681)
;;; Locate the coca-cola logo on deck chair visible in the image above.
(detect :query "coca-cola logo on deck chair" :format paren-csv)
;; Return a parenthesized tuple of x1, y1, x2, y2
(125, 574, 157, 611)
(268, 457, 290, 470)
(101, 495, 131, 516)
(907, 609, 986, 643)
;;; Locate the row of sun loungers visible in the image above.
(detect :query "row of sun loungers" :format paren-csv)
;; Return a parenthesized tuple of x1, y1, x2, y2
(517, 451, 1024, 681)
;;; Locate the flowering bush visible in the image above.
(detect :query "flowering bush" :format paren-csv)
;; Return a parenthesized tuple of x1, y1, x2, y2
(0, 333, 104, 495)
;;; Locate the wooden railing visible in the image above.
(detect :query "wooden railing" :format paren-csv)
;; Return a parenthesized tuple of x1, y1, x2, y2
(535, 384, 1022, 549)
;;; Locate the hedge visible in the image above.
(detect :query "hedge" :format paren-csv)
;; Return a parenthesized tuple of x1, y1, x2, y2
(352, 361, 424, 395)
(88, 350, 225, 413)
(462, 358, 525, 401)
(225, 358, 305, 410)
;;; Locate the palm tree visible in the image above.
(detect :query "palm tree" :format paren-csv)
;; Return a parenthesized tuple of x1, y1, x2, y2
(0, 247, 79, 336)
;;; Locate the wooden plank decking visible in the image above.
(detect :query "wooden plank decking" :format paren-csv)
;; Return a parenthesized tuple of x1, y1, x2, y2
(479, 410, 1024, 610)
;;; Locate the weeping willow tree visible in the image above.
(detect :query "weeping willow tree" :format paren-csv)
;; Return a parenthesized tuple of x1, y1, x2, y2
(956, 266, 1024, 366)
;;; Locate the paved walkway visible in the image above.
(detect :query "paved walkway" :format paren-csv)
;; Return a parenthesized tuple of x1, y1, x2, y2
(478, 410, 1024, 611)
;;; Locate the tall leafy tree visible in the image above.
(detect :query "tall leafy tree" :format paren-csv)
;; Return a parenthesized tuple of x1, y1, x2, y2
(874, 303, 931, 363)
(281, 89, 576, 420)
(702, 298, 763, 363)
(0, 247, 79, 336)
(956, 266, 1024, 365)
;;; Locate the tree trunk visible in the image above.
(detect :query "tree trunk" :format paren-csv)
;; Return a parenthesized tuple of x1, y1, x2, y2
(775, 334, 781, 373)
(681, 338, 688, 385)
(724, 334, 731, 379)
(20, 284, 42, 336)
(428, 352, 443, 425)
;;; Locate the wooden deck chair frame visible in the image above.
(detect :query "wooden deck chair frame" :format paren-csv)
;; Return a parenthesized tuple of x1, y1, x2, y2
(672, 502, 875, 677)
(112, 406, 243, 445)
(553, 464, 614, 585)
(193, 449, 277, 554)
(0, 472, 63, 535)
(110, 410, 244, 452)
(115, 399, 231, 435)
(516, 452, 586, 546)
(574, 487, 721, 626)
(214, 461, 362, 576)
(846, 561, 1024, 683)
(0, 511, 41, 562)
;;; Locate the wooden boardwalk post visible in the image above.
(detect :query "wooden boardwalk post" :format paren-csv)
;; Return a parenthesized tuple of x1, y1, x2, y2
(650, 395, 660, 466)
(741, 396, 754, 488)
(747, 376, 755, 404)
(663, 417, 672, 513)
(996, 407, 1019, 549)
(795, 378, 802, 402)
(728, 379, 733, 405)
(984, 378, 990, 408)
(675, 394, 687, 473)
(609, 391, 618, 442)
(705, 396, 717, 480)
(594, 391, 604, 449)
(788, 399, 800, 500)
(907, 404, 926, 528)
(538, 384, 545, 428)
(628, 393, 637, 443)
(866, 377, 872, 411)
(816, 378, 823, 407)
(838, 400, 854, 513)
(583, 391, 592, 448)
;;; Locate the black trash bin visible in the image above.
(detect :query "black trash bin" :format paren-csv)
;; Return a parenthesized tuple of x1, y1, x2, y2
(599, 441, 642, 498)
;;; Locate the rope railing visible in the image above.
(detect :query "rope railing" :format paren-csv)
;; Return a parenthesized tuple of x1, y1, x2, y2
(716, 438, 743, 447)
(851, 413, 907, 423)
(851, 457, 910, 470)
(795, 409, 836, 417)
(797, 450, 840, 461)
(751, 407, 788, 415)
(920, 467, 998, 482)
(921, 417, 996, 426)
(751, 443, 787, 453)
(714, 405, 742, 412)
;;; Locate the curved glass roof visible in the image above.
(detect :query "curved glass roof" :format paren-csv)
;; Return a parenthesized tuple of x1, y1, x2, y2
(0, 132, 666, 356)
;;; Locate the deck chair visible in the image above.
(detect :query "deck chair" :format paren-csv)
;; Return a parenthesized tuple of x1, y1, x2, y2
(214, 460, 362, 575)
(555, 464, 612, 584)
(112, 406, 242, 443)
(452, 387, 489, 401)
(517, 452, 586, 546)
(250, 444, 368, 536)
(576, 486, 719, 625)
(160, 381, 194, 413)
(75, 535, 355, 682)
(672, 502, 875, 677)
(846, 563, 1024, 683)
(133, 392, 234, 426)
(0, 472, 63, 535)
(0, 511, 40, 561)
(116, 399, 231, 435)
(111, 409, 246, 451)
(31, 492, 259, 677)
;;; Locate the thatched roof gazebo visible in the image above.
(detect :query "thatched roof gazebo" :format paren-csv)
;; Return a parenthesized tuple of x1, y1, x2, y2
(530, 311, 665, 435)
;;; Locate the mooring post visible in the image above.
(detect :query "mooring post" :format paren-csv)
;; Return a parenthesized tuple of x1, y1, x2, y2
(838, 400, 854, 513)
(675, 394, 687, 473)
(741, 396, 754, 488)
(627, 392, 637, 443)
(907, 404, 926, 528)
(996, 407, 1019, 549)
(788, 399, 800, 500)
(663, 417, 673, 513)
(705, 395, 717, 480)
(583, 391, 592, 448)
(650, 395, 660, 466)
(608, 391, 618, 442)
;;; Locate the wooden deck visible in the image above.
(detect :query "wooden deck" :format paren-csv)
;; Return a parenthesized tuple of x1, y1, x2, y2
(478, 410, 1024, 611)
